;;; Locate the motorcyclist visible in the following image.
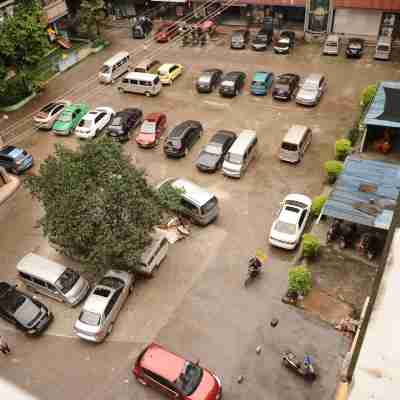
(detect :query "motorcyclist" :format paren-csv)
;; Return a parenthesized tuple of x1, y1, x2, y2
(248, 257, 262, 274)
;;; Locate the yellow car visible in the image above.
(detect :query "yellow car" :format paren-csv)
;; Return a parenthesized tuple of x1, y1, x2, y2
(157, 63, 183, 85)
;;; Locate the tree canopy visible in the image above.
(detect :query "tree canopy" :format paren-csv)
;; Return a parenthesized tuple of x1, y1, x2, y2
(25, 137, 182, 275)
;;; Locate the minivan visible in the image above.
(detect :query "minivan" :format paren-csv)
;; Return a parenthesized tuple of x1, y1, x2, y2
(118, 72, 161, 96)
(323, 34, 341, 55)
(279, 125, 312, 163)
(158, 178, 219, 226)
(136, 231, 169, 277)
(374, 36, 392, 60)
(16, 253, 90, 307)
(222, 130, 257, 178)
(250, 71, 274, 96)
(98, 51, 130, 84)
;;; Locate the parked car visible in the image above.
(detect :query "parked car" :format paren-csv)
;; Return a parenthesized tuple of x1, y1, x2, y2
(132, 16, 153, 39)
(196, 68, 223, 93)
(75, 107, 115, 139)
(164, 120, 203, 158)
(133, 59, 161, 74)
(33, 100, 71, 130)
(250, 71, 274, 96)
(73, 270, 134, 343)
(231, 29, 250, 49)
(272, 73, 300, 101)
(346, 38, 365, 58)
(158, 63, 183, 85)
(251, 28, 272, 51)
(52, 103, 89, 136)
(106, 108, 143, 142)
(155, 22, 178, 43)
(0, 281, 53, 335)
(136, 112, 167, 148)
(132, 343, 222, 400)
(0, 145, 33, 174)
(219, 71, 246, 98)
(295, 73, 327, 106)
(269, 194, 312, 250)
(273, 31, 295, 54)
(196, 130, 237, 172)
(323, 34, 341, 55)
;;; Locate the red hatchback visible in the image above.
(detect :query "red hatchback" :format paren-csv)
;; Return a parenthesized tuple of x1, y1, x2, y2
(136, 113, 167, 148)
(133, 343, 222, 400)
(155, 22, 178, 43)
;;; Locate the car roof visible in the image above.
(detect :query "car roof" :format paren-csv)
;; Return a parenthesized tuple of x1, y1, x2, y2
(103, 51, 130, 67)
(125, 72, 158, 80)
(277, 74, 296, 84)
(305, 73, 323, 83)
(16, 253, 66, 284)
(171, 178, 214, 207)
(82, 110, 101, 121)
(280, 206, 301, 224)
(228, 130, 257, 154)
(253, 71, 271, 80)
(225, 71, 244, 80)
(212, 130, 236, 143)
(140, 343, 185, 383)
(0, 145, 18, 155)
(144, 112, 163, 122)
(65, 103, 87, 112)
(283, 125, 310, 145)
(159, 63, 177, 71)
(169, 120, 199, 138)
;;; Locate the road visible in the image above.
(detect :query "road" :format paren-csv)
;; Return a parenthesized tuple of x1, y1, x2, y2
(1, 26, 399, 400)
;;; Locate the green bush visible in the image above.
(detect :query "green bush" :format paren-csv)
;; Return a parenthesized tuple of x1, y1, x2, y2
(288, 266, 312, 296)
(360, 83, 378, 110)
(311, 195, 327, 217)
(0, 76, 33, 107)
(335, 138, 352, 161)
(324, 160, 343, 182)
(346, 127, 360, 146)
(301, 234, 320, 258)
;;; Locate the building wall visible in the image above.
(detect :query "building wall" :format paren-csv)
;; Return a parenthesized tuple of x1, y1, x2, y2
(333, 8, 383, 36)
(335, 0, 400, 11)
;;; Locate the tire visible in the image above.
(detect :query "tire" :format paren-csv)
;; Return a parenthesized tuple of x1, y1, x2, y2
(145, 91, 151, 97)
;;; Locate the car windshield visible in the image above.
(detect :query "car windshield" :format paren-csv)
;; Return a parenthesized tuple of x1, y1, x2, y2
(13, 298, 41, 327)
(204, 144, 222, 155)
(174, 362, 203, 396)
(78, 119, 93, 128)
(141, 120, 156, 134)
(111, 117, 122, 126)
(55, 268, 80, 294)
(350, 42, 362, 49)
(41, 103, 57, 113)
(326, 42, 337, 47)
(226, 153, 242, 164)
(201, 197, 218, 214)
(277, 39, 289, 46)
(377, 45, 389, 51)
(281, 142, 298, 151)
(100, 65, 110, 73)
(79, 310, 101, 326)
(198, 75, 211, 84)
(252, 80, 264, 87)
(275, 220, 297, 235)
(223, 80, 235, 87)
(58, 112, 72, 122)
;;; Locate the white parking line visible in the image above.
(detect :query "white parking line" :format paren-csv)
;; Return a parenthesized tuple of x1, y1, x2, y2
(203, 100, 230, 108)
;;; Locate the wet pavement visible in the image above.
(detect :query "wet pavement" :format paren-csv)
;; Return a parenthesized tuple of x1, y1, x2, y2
(1, 26, 399, 400)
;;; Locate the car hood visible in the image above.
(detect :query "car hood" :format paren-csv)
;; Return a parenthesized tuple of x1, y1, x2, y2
(136, 133, 156, 144)
(14, 299, 42, 327)
(53, 120, 71, 130)
(270, 223, 297, 243)
(296, 88, 317, 101)
(189, 369, 220, 400)
(197, 152, 219, 168)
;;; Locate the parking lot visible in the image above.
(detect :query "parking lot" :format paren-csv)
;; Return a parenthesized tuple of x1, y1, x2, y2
(1, 27, 399, 400)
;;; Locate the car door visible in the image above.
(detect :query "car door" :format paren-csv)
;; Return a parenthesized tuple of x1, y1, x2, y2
(142, 369, 180, 399)
(96, 112, 107, 131)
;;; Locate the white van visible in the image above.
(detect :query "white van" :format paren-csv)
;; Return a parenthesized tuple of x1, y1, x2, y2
(16, 253, 90, 306)
(136, 231, 169, 277)
(279, 125, 312, 163)
(118, 72, 161, 96)
(222, 130, 257, 178)
(323, 34, 341, 55)
(374, 36, 392, 60)
(98, 51, 130, 84)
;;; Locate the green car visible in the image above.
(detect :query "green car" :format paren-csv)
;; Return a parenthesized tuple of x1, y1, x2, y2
(52, 103, 89, 136)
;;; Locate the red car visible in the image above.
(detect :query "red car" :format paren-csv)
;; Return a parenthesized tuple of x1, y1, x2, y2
(133, 343, 222, 400)
(155, 22, 178, 43)
(136, 112, 167, 148)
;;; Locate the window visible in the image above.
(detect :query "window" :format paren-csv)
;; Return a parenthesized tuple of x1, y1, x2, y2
(104, 288, 122, 317)
(181, 198, 198, 213)
(45, 282, 58, 293)
(18, 272, 33, 281)
(298, 209, 307, 227)
(154, 76, 160, 85)
(32, 277, 46, 287)
(132, 79, 138, 85)
(143, 369, 177, 393)
(95, 113, 105, 123)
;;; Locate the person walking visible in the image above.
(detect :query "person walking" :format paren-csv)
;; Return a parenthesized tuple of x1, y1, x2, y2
(0, 336, 11, 355)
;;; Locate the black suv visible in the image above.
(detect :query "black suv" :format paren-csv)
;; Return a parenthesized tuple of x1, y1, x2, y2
(106, 108, 143, 142)
(132, 17, 153, 39)
(219, 71, 246, 98)
(251, 29, 272, 51)
(346, 38, 365, 58)
(0, 281, 53, 335)
(164, 120, 203, 158)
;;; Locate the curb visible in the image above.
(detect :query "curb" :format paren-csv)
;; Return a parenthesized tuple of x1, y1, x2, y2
(0, 92, 37, 112)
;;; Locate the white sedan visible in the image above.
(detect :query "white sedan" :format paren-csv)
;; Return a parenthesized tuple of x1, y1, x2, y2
(269, 193, 312, 250)
(75, 107, 115, 139)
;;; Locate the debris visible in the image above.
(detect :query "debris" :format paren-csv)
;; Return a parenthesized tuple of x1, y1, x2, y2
(256, 346, 262, 354)
(156, 217, 191, 244)
(237, 375, 244, 383)
(335, 317, 359, 334)
(270, 318, 279, 327)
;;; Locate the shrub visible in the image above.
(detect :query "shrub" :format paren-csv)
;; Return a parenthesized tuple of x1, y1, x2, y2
(0, 75, 33, 107)
(288, 266, 312, 296)
(360, 83, 378, 110)
(335, 138, 352, 161)
(301, 234, 320, 258)
(346, 127, 360, 146)
(311, 195, 327, 217)
(324, 160, 343, 183)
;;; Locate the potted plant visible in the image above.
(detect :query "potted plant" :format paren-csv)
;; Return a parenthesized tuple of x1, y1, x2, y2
(335, 138, 352, 161)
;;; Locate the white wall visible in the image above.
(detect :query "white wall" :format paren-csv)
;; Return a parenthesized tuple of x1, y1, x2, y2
(333, 9, 382, 36)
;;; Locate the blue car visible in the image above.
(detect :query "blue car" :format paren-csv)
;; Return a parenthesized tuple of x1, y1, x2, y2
(250, 71, 274, 96)
(0, 145, 33, 174)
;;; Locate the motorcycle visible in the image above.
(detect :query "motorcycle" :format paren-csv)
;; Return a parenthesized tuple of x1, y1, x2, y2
(282, 351, 316, 381)
(326, 219, 341, 243)
(244, 257, 263, 287)
(338, 222, 357, 249)
(357, 232, 380, 260)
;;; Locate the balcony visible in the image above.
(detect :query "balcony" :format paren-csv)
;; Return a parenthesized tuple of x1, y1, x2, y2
(41, 0, 68, 23)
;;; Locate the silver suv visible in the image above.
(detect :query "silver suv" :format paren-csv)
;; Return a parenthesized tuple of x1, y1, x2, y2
(73, 270, 134, 342)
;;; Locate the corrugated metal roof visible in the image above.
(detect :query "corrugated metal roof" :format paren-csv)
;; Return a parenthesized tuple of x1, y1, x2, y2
(322, 157, 400, 230)
(364, 81, 400, 129)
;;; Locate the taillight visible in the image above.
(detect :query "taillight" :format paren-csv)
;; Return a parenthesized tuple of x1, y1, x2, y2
(132, 364, 140, 376)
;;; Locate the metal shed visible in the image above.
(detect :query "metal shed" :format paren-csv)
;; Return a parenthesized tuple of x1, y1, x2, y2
(321, 157, 400, 230)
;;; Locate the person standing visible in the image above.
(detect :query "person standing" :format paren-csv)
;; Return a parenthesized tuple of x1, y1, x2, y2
(0, 336, 11, 355)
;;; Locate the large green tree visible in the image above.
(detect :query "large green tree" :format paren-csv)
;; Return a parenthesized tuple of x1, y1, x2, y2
(25, 137, 182, 275)
(79, 0, 105, 39)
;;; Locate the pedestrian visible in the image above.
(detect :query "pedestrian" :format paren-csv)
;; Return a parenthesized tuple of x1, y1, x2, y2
(0, 336, 11, 355)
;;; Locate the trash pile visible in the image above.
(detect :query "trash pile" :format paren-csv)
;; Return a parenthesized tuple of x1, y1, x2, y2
(335, 317, 359, 337)
(155, 217, 191, 244)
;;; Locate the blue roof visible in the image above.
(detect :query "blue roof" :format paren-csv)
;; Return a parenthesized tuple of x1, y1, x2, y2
(364, 81, 400, 129)
(322, 157, 400, 230)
